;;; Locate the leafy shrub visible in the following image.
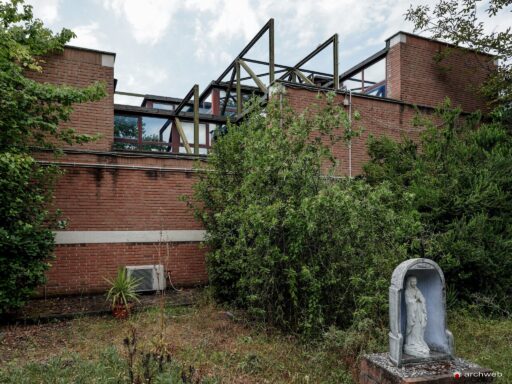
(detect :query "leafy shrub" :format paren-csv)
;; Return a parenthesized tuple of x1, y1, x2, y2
(0, 1, 106, 313)
(192, 94, 421, 337)
(0, 153, 60, 313)
(364, 101, 512, 312)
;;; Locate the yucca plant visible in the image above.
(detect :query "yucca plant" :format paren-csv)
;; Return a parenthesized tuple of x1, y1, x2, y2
(104, 267, 142, 318)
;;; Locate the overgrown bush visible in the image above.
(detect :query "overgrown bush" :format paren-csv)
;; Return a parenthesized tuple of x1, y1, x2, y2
(0, 0, 106, 313)
(364, 101, 512, 312)
(0, 153, 60, 311)
(191, 93, 422, 337)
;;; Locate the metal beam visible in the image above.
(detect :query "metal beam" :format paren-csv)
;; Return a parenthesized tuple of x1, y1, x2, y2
(333, 33, 339, 89)
(216, 18, 274, 83)
(114, 104, 227, 124)
(240, 68, 288, 81)
(193, 84, 199, 155)
(294, 69, 314, 85)
(114, 91, 146, 98)
(221, 69, 236, 116)
(241, 58, 334, 78)
(325, 47, 388, 88)
(175, 86, 195, 114)
(236, 60, 242, 114)
(279, 34, 337, 81)
(174, 118, 192, 154)
(269, 18, 275, 84)
(239, 59, 267, 93)
(158, 119, 172, 139)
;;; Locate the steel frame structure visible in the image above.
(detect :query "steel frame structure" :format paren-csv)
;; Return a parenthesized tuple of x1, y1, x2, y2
(113, 18, 388, 156)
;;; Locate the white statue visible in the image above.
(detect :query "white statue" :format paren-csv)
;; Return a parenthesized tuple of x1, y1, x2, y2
(403, 276, 430, 357)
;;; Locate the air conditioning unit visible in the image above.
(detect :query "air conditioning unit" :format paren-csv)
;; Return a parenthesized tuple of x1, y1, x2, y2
(126, 265, 166, 292)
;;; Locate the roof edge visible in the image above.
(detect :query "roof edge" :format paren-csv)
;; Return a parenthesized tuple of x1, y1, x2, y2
(65, 45, 116, 58)
(385, 31, 495, 57)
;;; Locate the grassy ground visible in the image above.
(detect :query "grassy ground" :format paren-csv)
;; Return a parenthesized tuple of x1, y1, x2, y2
(449, 312, 511, 382)
(0, 296, 510, 383)
(0, 298, 351, 383)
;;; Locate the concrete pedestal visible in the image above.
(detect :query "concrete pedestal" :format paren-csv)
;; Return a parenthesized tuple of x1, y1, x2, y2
(359, 353, 495, 384)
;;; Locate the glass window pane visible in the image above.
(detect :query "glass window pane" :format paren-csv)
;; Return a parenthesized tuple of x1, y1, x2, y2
(114, 115, 138, 139)
(179, 122, 207, 145)
(181, 121, 194, 144)
(153, 102, 174, 110)
(141, 117, 169, 142)
(199, 124, 206, 145)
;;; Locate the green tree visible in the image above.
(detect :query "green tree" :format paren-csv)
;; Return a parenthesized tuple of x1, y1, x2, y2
(362, 0, 512, 313)
(191, 94, 421, 337)
(0, 0, 106, 313)
(364, 102, 512, 311)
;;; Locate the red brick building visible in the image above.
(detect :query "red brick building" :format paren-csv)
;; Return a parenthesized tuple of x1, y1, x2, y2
(31, 29, 494, 295)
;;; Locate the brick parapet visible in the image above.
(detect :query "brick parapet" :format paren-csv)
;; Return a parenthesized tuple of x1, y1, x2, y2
(26, 47, 115, 151)
(284, 86, 425, 176)
(386, 33, 493, 112)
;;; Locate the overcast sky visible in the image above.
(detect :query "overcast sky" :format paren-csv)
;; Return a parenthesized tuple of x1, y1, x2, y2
(26, 0, 509, 102)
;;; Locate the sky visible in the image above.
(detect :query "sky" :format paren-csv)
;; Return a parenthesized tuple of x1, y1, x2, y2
(26, 0, 510, 104)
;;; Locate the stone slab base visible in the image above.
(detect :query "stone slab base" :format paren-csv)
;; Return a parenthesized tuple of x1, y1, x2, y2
(359, 353, 495, 383)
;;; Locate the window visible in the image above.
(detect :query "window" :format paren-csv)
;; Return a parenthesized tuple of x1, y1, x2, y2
(114, 114, 170, 151)
(152, 102, 174, 110)
(114, 114, 212, 154)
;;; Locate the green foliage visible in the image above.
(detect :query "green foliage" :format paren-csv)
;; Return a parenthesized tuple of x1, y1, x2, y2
(364, 101, 512, 311)
(105, 268, 141, 308)
(0, 0, 106, 150)
(0, 153, 60, 312)
(191, 94, 421, 337)
(0, 0, 107, 313)
(405, 0, 512, 107)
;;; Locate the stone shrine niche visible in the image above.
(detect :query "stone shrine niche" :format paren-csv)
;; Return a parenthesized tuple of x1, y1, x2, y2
(389, 258, 454, 366)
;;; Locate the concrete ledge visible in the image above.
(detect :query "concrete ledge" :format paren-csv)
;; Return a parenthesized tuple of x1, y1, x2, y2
(54, 230, 206, 244)
(359, 353, 496, 384)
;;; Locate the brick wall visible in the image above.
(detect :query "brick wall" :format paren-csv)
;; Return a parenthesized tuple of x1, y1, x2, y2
(27, 47, 115, 151)
(49, 159, 203, 231)
(386, 33, 494, 112)
(35, 152, 209, 295)
(28, 47, 210, 295)
(44, 242, 207, 296)
(284, 86, 423, 175)
(30, 35, 491, 296)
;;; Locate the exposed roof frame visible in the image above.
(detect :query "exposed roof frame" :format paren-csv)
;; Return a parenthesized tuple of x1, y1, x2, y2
(114, 104, 227, 124)
(279, 34, 339, 89)
(325, 47, 388, 88)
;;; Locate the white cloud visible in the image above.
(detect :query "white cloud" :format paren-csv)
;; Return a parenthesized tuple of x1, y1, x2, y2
(115, 64, 169, 94)
(70, 22, 103, 49)
(189, 0, 264, 65)
(27, 0, 60, 24)
(185, 0, 419, 66)
(102, 0, 181, 45)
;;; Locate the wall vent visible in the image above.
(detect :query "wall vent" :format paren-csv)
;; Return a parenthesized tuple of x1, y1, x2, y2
(126, 265, 166, 292)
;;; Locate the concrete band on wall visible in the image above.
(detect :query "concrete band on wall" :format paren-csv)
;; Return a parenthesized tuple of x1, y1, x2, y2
(54, 230, 206, 244)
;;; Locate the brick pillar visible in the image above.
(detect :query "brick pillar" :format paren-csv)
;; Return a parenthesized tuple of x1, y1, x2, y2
(386, 33, 405, 101)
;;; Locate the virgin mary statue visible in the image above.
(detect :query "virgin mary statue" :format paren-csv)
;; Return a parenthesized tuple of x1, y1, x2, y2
(403, 276, 430, 357)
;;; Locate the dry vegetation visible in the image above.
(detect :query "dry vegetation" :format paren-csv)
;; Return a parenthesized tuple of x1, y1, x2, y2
(0, 294, 510, 383)
(0, 298, 350, 383)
